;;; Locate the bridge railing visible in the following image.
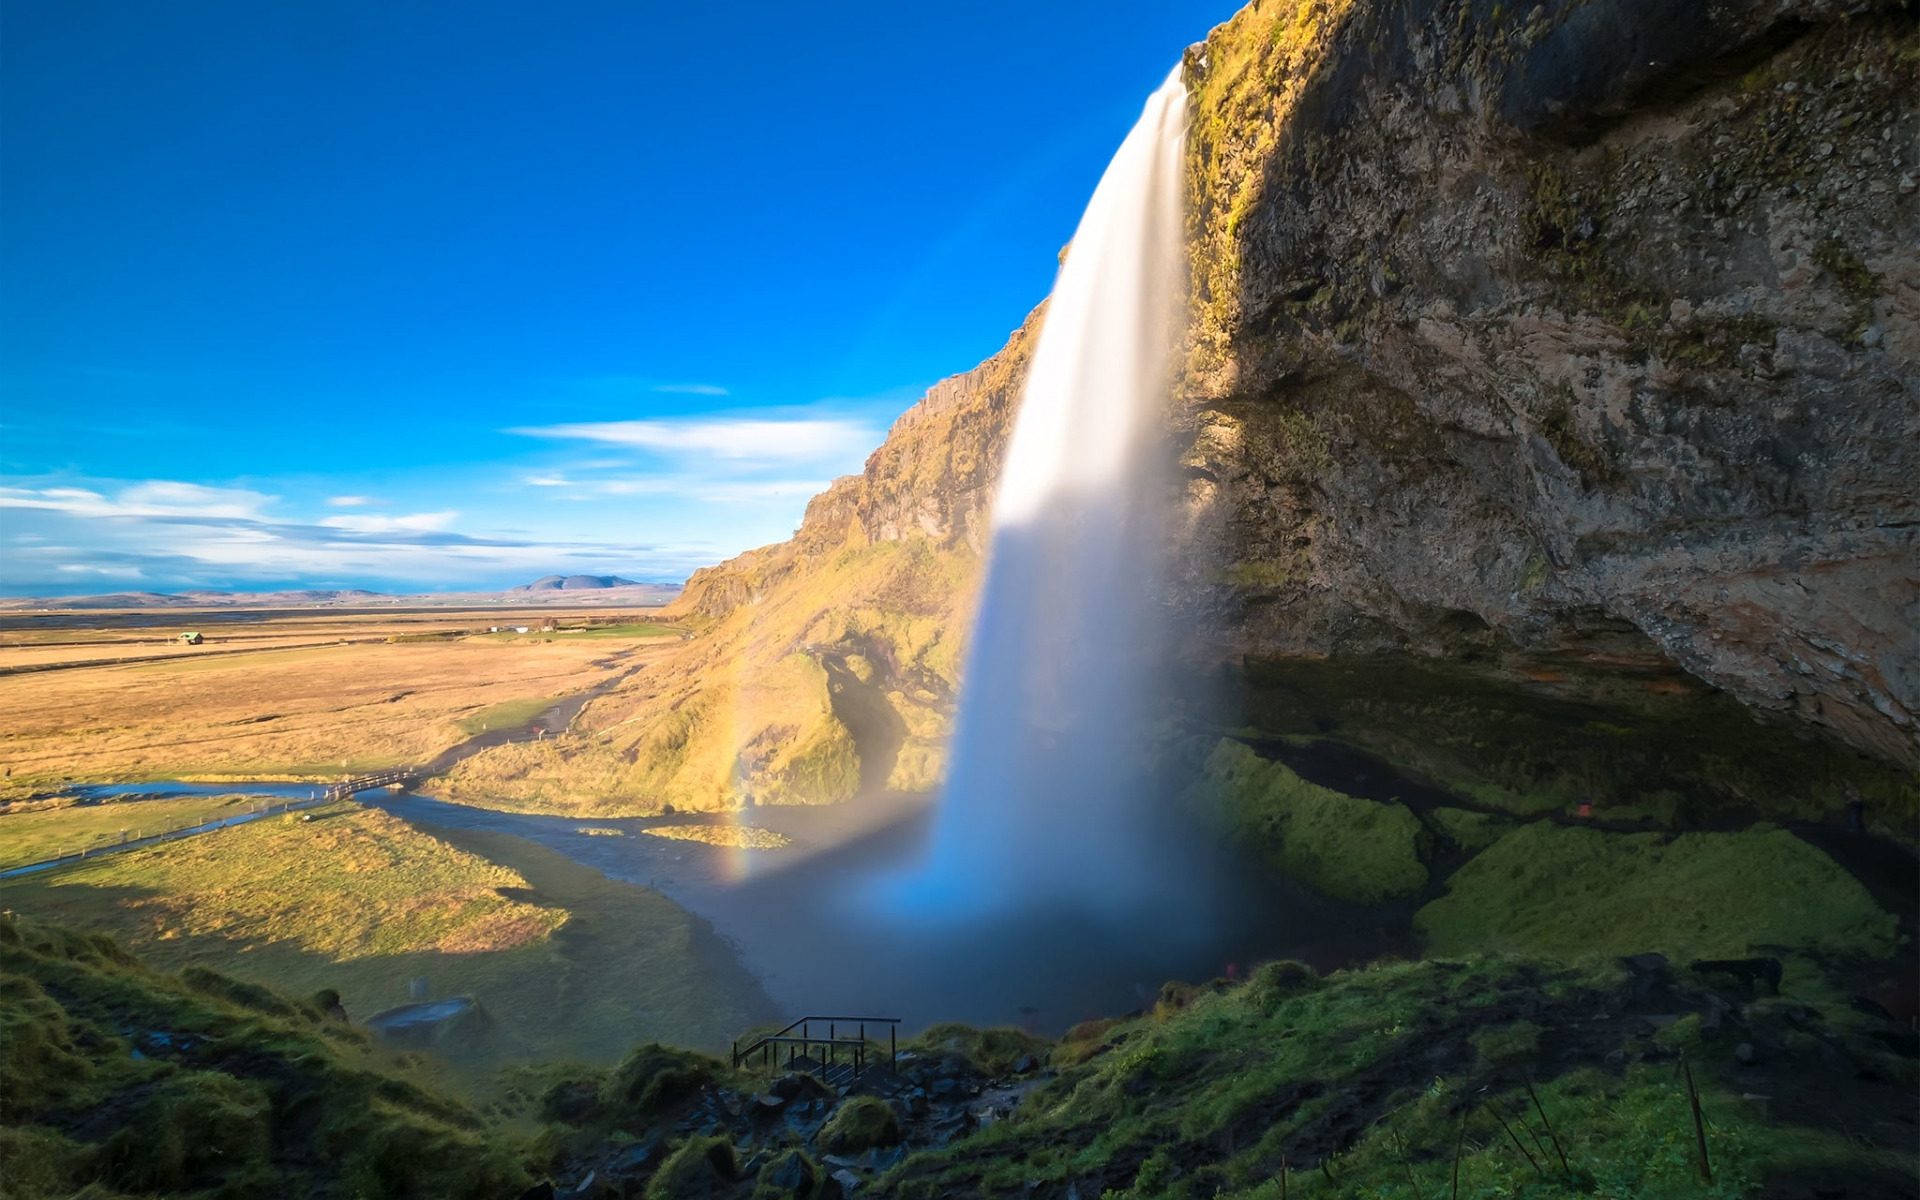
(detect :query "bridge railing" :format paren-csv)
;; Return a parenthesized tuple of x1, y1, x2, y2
(733, 1015, 901, 1081)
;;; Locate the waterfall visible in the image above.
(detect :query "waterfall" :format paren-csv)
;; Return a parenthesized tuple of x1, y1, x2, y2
(891, 66, 1189, 923)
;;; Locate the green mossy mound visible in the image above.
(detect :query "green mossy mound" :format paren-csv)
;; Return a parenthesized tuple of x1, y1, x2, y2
(1189, 739, 1429, 902)
(645, 1133, 741, 1199)
(818, 1095, 902, 1156)
(0, 914, 528, 1200)
(1416, 822, 1900, 963)
(910, 1022, 1048, 1075)
(599, 1042, 727, 1129)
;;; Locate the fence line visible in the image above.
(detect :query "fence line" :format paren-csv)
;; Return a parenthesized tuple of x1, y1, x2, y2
(0, 770, 421, 880)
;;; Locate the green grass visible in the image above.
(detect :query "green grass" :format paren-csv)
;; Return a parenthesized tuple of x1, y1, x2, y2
(1415, 821, 1901, 963)
(1187, 738, 1429, 902)
(454, 696, 557, 735)
(875, 955, 1913, 1199)
(1428, 805, 1512, 853)
(0, 806, 770, 1067)
(0, 794, 266, 870)
(560, 622, 678, 639)
(0, 914, 531, 1199)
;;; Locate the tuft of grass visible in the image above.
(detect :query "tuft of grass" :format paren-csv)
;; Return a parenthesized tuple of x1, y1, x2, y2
(1415, 822, 1900, 962)
(1188, 739, 1429, 902)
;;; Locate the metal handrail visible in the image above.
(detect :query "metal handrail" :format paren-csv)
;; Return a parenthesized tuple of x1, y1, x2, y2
(733, 1015, 902, 1078)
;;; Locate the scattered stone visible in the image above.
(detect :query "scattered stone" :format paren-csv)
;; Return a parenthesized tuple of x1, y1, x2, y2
(1012, 1053, 1039, 1075)
(1736, 1042, 1757, 1064)
(762, 1150, 815, 1192)
(831, 1167, 863, 1195)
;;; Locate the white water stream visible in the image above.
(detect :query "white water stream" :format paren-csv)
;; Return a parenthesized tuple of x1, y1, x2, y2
(892, 66, 1190, 923)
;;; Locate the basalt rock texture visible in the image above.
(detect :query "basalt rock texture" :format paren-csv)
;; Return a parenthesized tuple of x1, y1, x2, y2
(1174, 0, 1918, 773)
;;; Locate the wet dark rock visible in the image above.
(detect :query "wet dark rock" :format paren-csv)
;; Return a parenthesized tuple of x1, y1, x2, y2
(1012, 1053, 1040, 1075)
(771, 1072, 836, 1105)
(1736, 1041, 1758, 1064)
(829, 1167, 863, 1195)
(1690, 957, 1785, 995)
(763, 1150, 817, 1193)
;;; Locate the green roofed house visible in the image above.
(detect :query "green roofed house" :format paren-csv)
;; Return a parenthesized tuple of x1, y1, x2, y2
(177, 631, 203, 645)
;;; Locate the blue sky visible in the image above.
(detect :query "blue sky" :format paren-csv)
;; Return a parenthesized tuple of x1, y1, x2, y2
(0, 0, 1239, 595)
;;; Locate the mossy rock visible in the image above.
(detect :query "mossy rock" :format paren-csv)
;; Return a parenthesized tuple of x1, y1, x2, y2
(751, 1148, 822, 1198)
(1189, 739, 1429, 903)
(646, 1135, 740, 1200)
(909, 1023, 1047, 1076)
(817, 1095, 901, 1156)
(1416, 822, 1899, 963)
(599, 1043, 725, 1128)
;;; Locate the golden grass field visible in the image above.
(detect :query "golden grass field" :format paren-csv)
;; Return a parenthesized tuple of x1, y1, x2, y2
(0, 606, 777, 1071)
(0, 607, 681, 797)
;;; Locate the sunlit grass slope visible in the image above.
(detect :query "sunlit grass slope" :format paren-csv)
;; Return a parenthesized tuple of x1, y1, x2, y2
(436, 312, 1041, 815)
(0, 803, 768, 1064)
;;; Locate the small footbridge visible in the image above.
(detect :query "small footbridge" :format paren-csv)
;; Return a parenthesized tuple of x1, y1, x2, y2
(733, 1015, 902, 1087)
(320, 768, 420, 801)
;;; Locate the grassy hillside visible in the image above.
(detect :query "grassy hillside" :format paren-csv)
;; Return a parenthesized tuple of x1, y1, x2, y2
(0, 914, 532, 1199)
(434, 311, 1040, 815)
(0, 802, 771, 1065)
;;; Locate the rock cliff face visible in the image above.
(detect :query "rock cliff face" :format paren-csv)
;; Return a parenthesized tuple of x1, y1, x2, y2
(439, 313, 1035, 812)
(1175, 0, 1917, 773)
(447, 0, 1915, 819)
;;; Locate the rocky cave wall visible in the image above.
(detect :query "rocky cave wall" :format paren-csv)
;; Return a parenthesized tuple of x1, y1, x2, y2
(1175, 0, 1918, 770)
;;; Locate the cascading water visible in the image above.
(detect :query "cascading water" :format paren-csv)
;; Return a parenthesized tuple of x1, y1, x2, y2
(889, 66, 1191, 924)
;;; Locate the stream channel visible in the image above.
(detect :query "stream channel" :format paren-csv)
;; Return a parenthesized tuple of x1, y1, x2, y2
(40, 778, 1399, 1034)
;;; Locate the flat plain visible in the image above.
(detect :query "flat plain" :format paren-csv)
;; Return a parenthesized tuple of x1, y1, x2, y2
(0, 606, 681, 795)
(0, 605, 773, 1070)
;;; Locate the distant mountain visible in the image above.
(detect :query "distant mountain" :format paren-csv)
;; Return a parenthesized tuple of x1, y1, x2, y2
(0, 580, 678, 610)
(507, 574, 644, 592)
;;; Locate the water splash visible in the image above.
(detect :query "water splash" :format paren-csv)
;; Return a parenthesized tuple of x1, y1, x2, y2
(887, 66, 1190, 925)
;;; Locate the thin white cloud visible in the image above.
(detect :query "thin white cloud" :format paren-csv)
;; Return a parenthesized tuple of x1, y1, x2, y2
(317, 511, 459, 534)
(0, 482, 273, 520)
(325, 495, 379, 507)
(652, 383, 730, 396)
(509, 417, 877, 462)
